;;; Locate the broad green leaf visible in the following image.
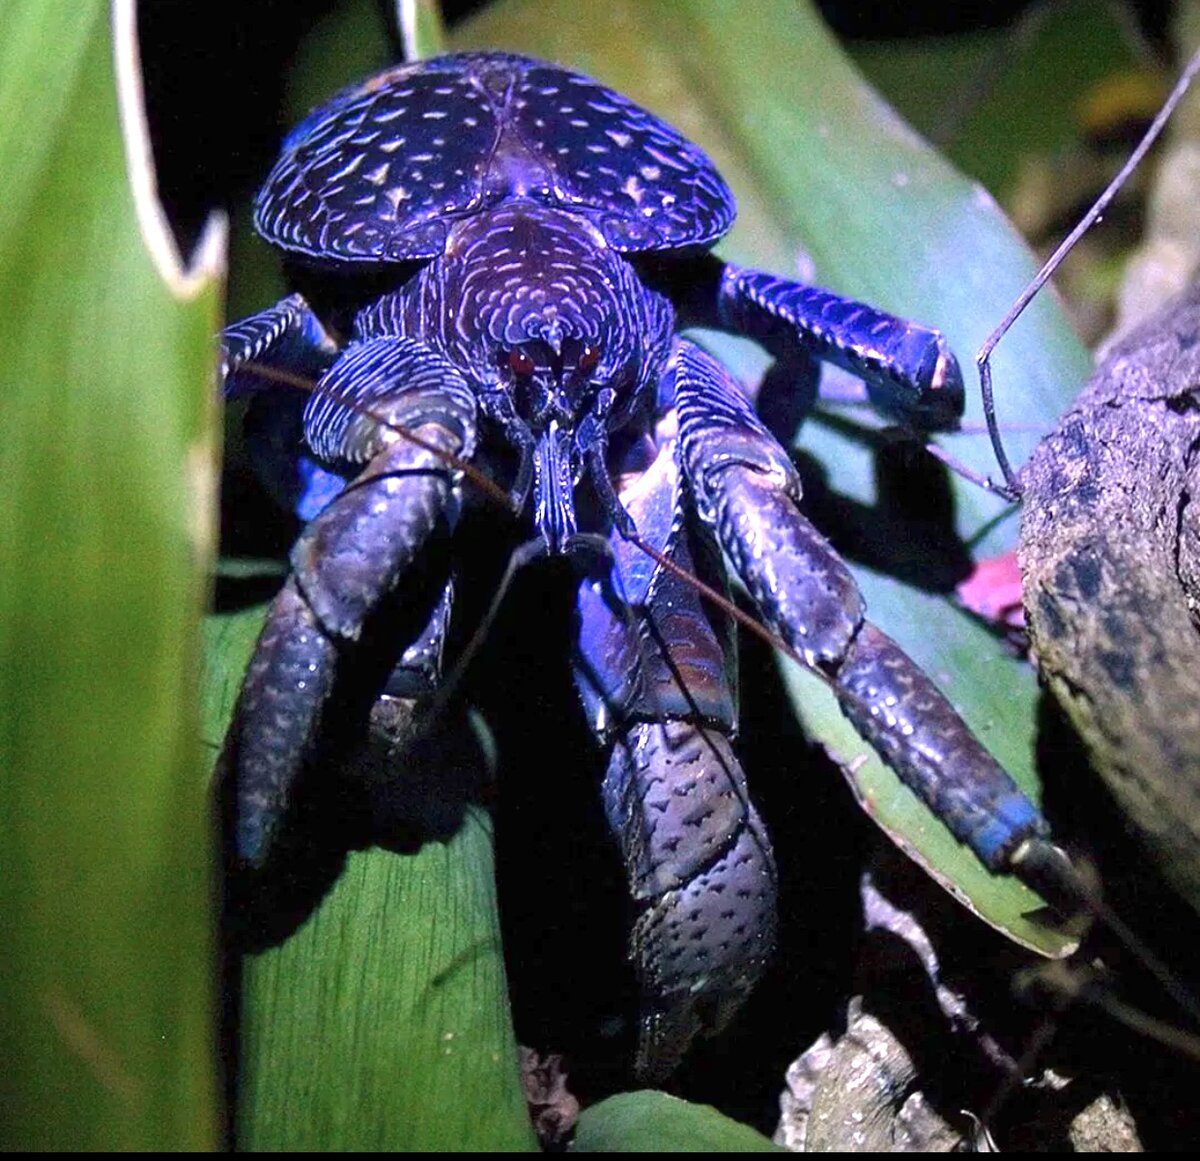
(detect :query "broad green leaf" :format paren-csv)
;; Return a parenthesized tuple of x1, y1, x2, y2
(851, 0, 1143, 204)
(398, 0, 449, 60)
(205, 602, 535, 1151)
(0, 0, 221, 1149)
(575, 1091, 783, 1152)
(240, 835, 530, 1151)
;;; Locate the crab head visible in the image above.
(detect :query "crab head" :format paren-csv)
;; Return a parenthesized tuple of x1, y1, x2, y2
(412, 203, 675, 550)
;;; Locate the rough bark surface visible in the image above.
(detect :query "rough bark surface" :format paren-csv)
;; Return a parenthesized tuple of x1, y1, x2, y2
(1018, 280, 1200, 916)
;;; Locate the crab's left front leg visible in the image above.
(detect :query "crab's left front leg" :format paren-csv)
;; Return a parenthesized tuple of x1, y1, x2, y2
(671, 338, 1049, 876)
(715, 263, 965, 431)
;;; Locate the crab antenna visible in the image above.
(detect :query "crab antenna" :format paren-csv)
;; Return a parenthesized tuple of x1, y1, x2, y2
(976, 45, 1200, 498)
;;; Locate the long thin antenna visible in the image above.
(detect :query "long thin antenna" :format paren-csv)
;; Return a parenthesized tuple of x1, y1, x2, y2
(976, 45, 1200, 498)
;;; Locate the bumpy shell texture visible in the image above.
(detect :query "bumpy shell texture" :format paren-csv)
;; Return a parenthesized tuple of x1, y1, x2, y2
(254, 51, 735, 262)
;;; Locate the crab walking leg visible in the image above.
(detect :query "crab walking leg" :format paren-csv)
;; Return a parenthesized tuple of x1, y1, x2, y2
(219, 294, 353, 520)
(645, 254, 964, 431)
(716, 264, 965, 430)
(224, 578, 337, 864)
(220, 292, 338, 399)
(574, 427, 776, 1079)
(671, 339, 1049, 872)
(223, 338, 477, 864)
(602, 723, 776, 1079)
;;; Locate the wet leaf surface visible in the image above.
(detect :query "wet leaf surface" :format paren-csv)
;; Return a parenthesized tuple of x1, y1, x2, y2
(575, 1090, 783, 1152)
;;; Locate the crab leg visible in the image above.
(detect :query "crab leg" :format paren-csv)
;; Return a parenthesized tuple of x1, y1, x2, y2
(714, 265, 964, 430)
(222, 338, 476, 864)
(220, 292, 338, 399)
(574, 426, 775, 1079)
(647, 254, 965, 431)
(219, 294, 352, 520)
(600, 720, 776, 1080)
(670, 339, 1048, 872)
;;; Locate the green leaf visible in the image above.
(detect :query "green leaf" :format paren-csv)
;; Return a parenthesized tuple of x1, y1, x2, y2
(850, 0, 1143, 206)
(240, 836, 531, 1151)
(0, 0, 221, 1149)
(398, 0, 450, 60)
(205, 607, 536, 1151)
(575, 1091, 783, 1152)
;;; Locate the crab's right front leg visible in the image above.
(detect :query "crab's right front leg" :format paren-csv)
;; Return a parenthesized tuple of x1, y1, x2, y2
(221, 292, 340, 398)
(220, 292, 356, 520)
(219, 335, 477, 865)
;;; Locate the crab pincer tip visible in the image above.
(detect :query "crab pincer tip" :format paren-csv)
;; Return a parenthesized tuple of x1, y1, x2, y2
(1010, 837, 1092, 920)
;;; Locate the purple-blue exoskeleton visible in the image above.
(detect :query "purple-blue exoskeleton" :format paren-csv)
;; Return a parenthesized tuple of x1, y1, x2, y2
(220, 51, 1063, 1078)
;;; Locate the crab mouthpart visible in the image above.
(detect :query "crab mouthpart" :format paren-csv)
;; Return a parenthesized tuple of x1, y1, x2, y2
(533, 421, 579, 552)
(519, 377, 577, 432)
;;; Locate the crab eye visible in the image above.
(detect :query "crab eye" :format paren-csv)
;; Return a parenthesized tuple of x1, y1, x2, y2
(508, 348, 535, 376)
(578, 343, 602, 373)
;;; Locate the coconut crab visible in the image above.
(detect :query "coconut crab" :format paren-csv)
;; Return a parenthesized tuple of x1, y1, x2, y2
(218, 49, 1078, 1079)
